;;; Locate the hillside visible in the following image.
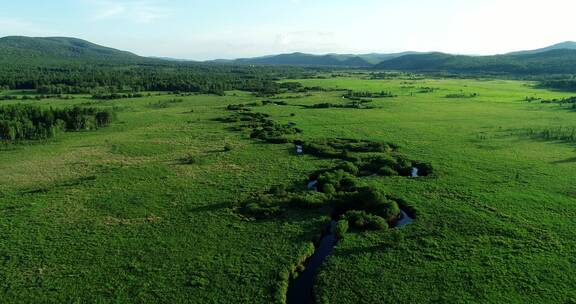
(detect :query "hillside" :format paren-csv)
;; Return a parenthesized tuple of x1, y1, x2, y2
(0, 36, 148, 65)
(507, 41, 576, 55)
(375, 49, 576, 74)
(231, 52, 372, 67)
(210, 52, 424, 67)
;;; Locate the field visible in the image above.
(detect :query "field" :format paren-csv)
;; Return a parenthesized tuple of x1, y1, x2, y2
(1, 75, 576, 303)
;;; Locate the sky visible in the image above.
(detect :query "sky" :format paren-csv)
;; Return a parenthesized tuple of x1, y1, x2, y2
(1, 0, 575, 60)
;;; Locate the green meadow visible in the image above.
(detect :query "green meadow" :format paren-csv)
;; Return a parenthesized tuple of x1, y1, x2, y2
(1, 75, 576, 303)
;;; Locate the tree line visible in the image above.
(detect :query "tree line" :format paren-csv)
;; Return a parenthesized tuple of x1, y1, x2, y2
(0, 61, 312, 96)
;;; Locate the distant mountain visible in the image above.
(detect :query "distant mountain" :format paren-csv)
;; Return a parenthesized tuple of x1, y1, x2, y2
(375, 47, 576, 75)
(209, 51, 425, 67)
(4, 36, 576, 75)
(0, 36, 148, 65)
(357, 52, 424, 64)
(226, 52, 371, 67)
(506, 41, 576, 56)
(149, 56, 194, 62)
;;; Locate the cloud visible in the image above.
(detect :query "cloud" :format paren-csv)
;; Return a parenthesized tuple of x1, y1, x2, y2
(0, 18, 62, 37)
(86, 0, 171, 24)
(274, 30, 339, 52)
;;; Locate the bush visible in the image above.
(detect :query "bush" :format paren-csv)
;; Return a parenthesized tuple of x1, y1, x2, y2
(181, 153, 198, 164)
(413, 161, 433, 176)
(317, 170, 358, 193)
(342, 210, 388, 231)
(394, 156, 413, 176)
(322, 184, 337, 196)
(240, 193, 286, 218)
(242, 202, 282, 218)
(269, 184, 288, 197)
(378, 166, 398, 176)
(290, 191, 328, 209)
(223, 144, 233, 152)
(335, 219, 349, 238)
(379, 200, 401, 221)
(361, 155, 398, 174)
(335, 161, 359, 175)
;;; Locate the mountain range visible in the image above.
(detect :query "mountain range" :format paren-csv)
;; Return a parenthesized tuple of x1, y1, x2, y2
(2, 36, 576, 74)
(209, 52, 424, 67)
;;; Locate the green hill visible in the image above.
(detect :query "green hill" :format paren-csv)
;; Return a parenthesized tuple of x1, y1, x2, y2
(375, 49, 576, 74)
(232, 52, 372, 67)
(212, 52, 424, 67)
(0, 36, 147, 65)
(506, 41, 576, 55)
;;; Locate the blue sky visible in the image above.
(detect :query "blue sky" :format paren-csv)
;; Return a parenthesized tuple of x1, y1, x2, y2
(1, 0, 575, 60)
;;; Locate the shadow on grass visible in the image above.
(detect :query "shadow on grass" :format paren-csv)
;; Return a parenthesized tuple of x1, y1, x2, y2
(551, 156, 576, 164)
(186, 202, 229, 214)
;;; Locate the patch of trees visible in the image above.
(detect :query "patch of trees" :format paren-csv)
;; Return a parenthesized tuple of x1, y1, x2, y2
(541, 79, 576, 91)
(0, 60, 311, 96)
(523, 126, 576, 142)
(369, 72, 406, 79)
(303, 138, 432, 177)
(540, 96, 576, 104)
(343, 90, 396, 99)
(92, 92, 150, 100)
(0, 94, 73, 101)
(418, 87, 436, 93)
(148, 98, 184, 108)
(0, 104, 114, 141)
(524, 96, 542, 102)
(218, 110, 301, 144)
(236, 137, 431, 233)
(220, 107, 432, 233)
(445, 92, 478, 98)
(305, 101, 375, 109)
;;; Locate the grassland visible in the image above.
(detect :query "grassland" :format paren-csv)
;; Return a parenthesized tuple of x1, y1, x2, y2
(1, 75, 576, 303)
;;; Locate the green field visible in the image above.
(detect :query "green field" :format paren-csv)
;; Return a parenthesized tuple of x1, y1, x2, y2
(1, 75, 576, 303)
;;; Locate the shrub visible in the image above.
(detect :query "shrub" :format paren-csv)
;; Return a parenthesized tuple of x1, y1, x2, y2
(265, 137, 291, 144)
(317, 170, 358, 193)
(223, 144, 233, 152)
(335, 219, 349, 239)
(378, 200, 401, 221)
(242, 202, 282, 218)
(342, 210, 388, 231)
(322, 184, 337, 196)
(269, 184, 288, 197)
(335, 161, 359, 176)
(378, 166, 398, 176)
(181, 153, 198, 164)
(290, 191, 328, 209)
(413, 161, 433, 176)
(360, 155, 397, 174)
(394, 156, 413, 176)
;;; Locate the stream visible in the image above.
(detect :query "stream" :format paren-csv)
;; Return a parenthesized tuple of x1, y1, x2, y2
(286, 221, 337, 304)
(288, 173, 416, 303)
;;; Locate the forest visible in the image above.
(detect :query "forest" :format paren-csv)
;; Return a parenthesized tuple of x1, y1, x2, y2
(0, 104, 113, 141)
(0, 61, 313, 96)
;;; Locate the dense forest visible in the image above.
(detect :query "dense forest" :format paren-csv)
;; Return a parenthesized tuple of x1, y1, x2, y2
(0, 104, 113, 141)
(374, 49, 576, 75)
(541, 78, 576, 91)
(0, 37, 316, 96)
(0, 63, 313, 96)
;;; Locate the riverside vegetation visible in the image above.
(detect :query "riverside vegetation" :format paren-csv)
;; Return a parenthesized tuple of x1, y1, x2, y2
(1, 72, 576, 304)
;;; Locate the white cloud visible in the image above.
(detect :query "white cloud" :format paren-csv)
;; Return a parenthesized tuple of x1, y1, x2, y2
(86, 0, 171, 24)
(0, 18, 62, 37)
